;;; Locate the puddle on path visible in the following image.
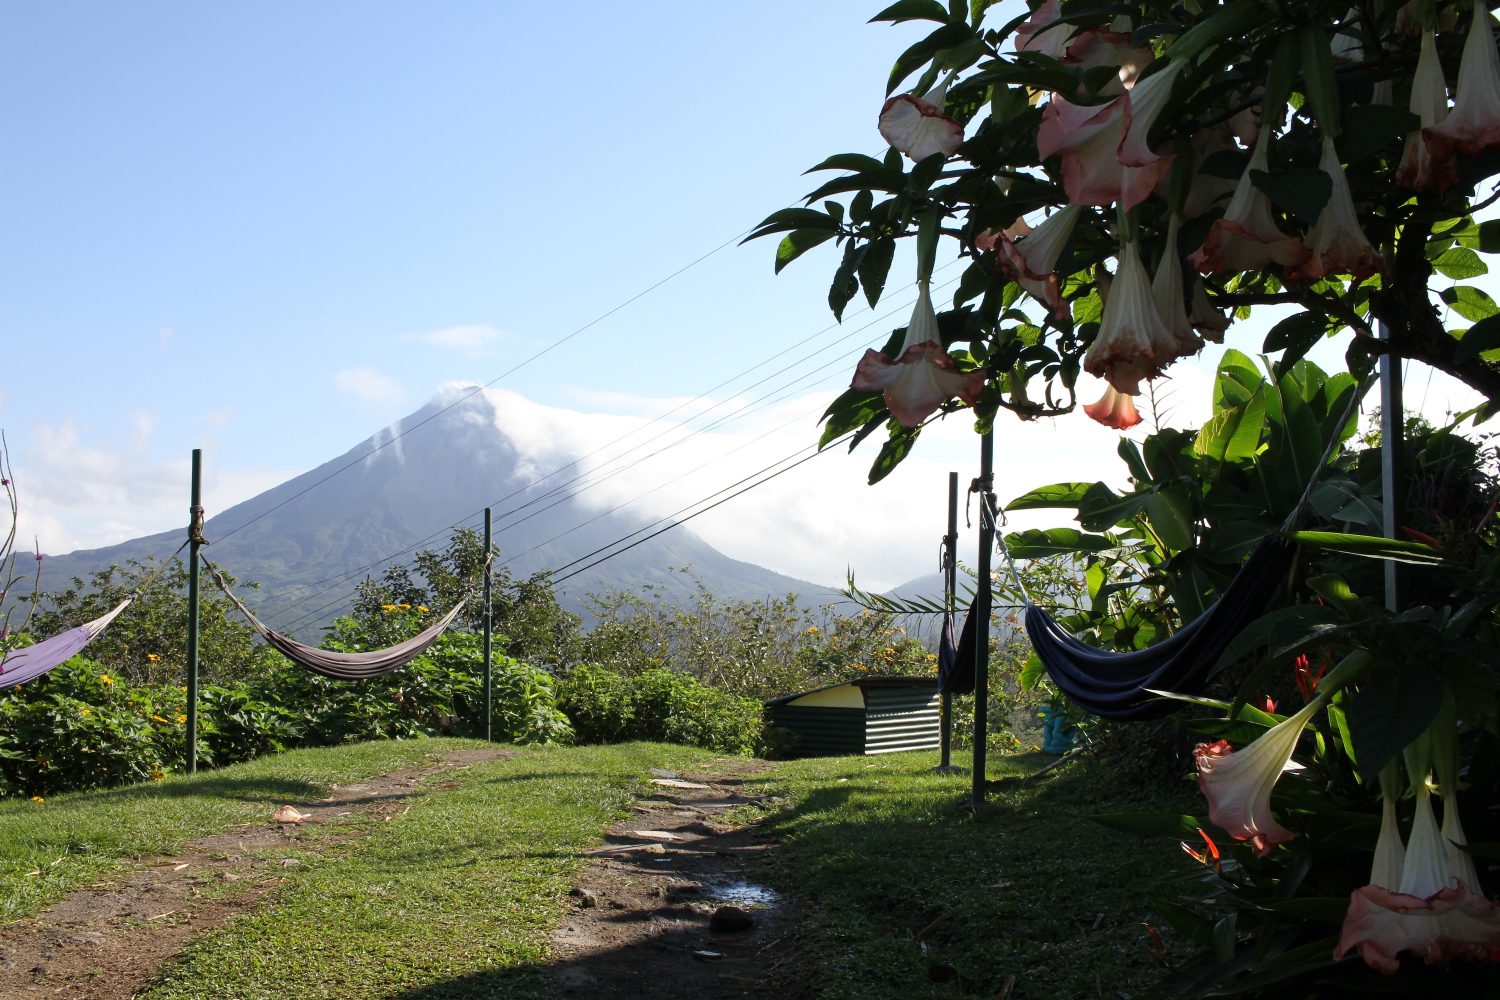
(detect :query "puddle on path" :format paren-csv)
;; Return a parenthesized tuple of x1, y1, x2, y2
(709, 878, 778, 907)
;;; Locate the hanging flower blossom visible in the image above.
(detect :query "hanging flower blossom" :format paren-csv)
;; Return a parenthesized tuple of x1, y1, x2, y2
(1399, 29, 1459, 191)
(1337, 784, 1500, 973)
(1370, 791, 1407, 893)
(851, 280, 988, 428)
(1286, 136, 1384, 283)
(1330, 11, 1366, 63)
(1015, 0, 1073, 60)
(1174, 125, 1239, 220)
(1083, 236, 1172, 395)
(980, 205, 1082, 325)
(1063, 19, 1154, 95)
(1193, 695, 1324, 856)
(1082, 384, 1143, 429)
(1424, 0, 1500, 163)
(1037, 62, 1182, 210)
(1189, 277, 1230, 342)
(879, 81, 964, 162)
(1189, 130, 1309, 274)
(1150, 215, 1202, 360)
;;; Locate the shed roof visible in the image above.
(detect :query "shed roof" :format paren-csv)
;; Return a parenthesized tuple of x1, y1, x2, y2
(763, 674, 938, 707)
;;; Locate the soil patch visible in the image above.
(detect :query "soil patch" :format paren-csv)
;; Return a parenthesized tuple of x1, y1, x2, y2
(0, 746, 518, 999)
(549, 764, 798, 999)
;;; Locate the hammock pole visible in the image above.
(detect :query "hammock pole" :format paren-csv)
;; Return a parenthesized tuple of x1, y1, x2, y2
(972, 432, 995, 805)
(483, 507, 493, 742)
(940, 471, 957, 770)
(1379, 324, 1405, 611)
(185, 449, 204, 774)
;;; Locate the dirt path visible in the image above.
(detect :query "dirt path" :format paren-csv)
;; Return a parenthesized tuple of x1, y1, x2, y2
(0, 747, 517, 999)
(549, 765, 798, 999)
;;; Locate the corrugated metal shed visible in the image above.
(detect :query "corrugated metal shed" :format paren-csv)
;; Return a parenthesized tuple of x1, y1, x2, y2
(765, 676, 940, 758)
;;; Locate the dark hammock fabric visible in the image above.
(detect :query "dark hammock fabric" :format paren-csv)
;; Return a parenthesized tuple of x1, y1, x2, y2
(942, 604, 978, 695)
(0, 599, 134, 690)
(212, 572, 466, 680)
(1026, 535, 1296, 720)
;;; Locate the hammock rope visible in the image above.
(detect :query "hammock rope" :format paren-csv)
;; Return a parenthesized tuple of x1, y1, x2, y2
(993, 377, 1367, 719)
(205, 559, 467, 681)
(0, 541, 190, 690)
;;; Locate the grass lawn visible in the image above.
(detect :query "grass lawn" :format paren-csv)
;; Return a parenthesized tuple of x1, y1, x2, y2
(0, 739, 1198, 998)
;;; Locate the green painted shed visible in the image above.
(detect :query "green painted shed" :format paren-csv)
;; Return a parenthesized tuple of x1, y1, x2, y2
(764, 676, 941, 758)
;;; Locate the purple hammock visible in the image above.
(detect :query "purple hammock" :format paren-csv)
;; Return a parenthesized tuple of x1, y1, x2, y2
(211, 570, 466, 681)
(0, 599, 134, 690)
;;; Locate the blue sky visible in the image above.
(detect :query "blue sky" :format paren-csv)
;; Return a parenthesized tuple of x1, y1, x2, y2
(2, 1, 1485, 593)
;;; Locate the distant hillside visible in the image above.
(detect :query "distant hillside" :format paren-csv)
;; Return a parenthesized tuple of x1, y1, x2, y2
(33, 388, 834, 638)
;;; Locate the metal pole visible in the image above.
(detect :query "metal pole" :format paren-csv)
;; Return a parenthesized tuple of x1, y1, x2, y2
(940, 471, 958, 769)
(483, 507, 494, 742)
(186, 449, 203, 774)
(1379, 328, 1404, 612)
(972, 432, 995, 805)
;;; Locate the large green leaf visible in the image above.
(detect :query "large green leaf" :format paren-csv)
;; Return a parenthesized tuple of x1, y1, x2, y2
(867, 423, 919, 484)
(1215, 604, 1350, 674)
(819, 388, 886, 450)
(1346, 661, 1444, 775)
(1077, 482, 1150, 531)
(1455, 313, 1500, 363)
(1005, 482, 1093, 511)
(1194, 385, 1266, 463)
(1435, 246, 1488, 280)
(870, 0, 952, 25)
(1288, 530, 1446, 565)
(1308, 479, 1382, 528)
(1003, 527, 1116, 558)
(857, 237, 896, 309)
(775, 229, 838, 273)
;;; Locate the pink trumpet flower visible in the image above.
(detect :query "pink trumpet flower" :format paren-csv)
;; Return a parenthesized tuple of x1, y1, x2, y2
(1286, 136, 1383, 283)
(1150, 215, 1202, 360)
(1064, 21, 1154, 95)
(851, 280, 987, 428)
(1015, 0, 1073, 60)
(1337, 783, 1500, 973)
(1425, 0, 1500, 163)
(1037, 61, 1182, 209)
(1399, 29, 1459, 190)
(984, 205, 1082, 325)
(1189, 130, 1308, 274)
(879, 81, 964, 162)
(1193, 695, 1324, 857)
(1082, 384, 1143, 429)
(1082, 236, 1170, 395)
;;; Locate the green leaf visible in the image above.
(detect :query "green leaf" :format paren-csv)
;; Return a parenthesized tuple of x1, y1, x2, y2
(1089, 812, 1201, 838)
(747, 206, 842, 241)
(1248, 167, 1333, 227)
(868, 423, 920, 484)
(775, 229, 838, 274)
(819, 388, 886, 450)
(1435, 246, 1489, 279)
(1004, 482, 1093, 511)
(870, 0, 952, 25)
(1215, 604, 1349, 674)
(1165, 0, 1265, 60)
(1346, 661, 1444, 775)
(1306, 573, 1362, 616)
(1144, 491, 1195, 552)
(1454, 313, 1500, 363)
(1193, 386, 1266, 463)
(1077, 482, 1150, 531)
(1003, 527, 1116, 559)
(1441, 284, 1499, 323)
(1117, 439, 1150, 483)
(857, 238, 896, 310)
(828, 241, 866, 320)
(1288, 530, 1446, 565)
(886, 22, 974, 95)
(1308, 479, 1382, 528)
(1264, 312, 1326, 372)
(1478, 219, 1500, 252)
(1338, 104, 1420, 162)
(1299, 23, 1341, 136)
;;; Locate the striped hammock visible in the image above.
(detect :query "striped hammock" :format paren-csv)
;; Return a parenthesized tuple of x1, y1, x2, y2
(0, 599, 134, 690)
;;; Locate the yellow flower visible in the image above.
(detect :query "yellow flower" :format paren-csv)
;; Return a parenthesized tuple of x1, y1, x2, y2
(152, 715, 169, 724)
(176, 714, 188, 724)
(80, 708, 91, 716)
(381, 603, 396, 613)
(418, 605, 430, 612)
(147, 653, 160, 663)
(151, 770, 165, 781)
(178, 686, 188, 693)
(805, 626, 819, 634)
(99, 674, 113, 686)
(30, 796, 44, 804)
(398, 603, 411, 610)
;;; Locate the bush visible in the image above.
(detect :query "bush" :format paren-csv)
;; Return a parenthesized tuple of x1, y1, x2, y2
(556, 664, 763, 755)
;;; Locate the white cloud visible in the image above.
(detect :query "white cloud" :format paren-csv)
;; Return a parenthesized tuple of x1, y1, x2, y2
(333, 367, 407, 407)
(10, 422, 295, 556)
(404, 323, 506, 356)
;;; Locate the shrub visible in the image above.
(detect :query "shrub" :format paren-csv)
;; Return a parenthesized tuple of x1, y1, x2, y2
(555, 664, 762, 755)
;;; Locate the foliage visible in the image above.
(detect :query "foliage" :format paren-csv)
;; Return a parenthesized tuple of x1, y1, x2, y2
(584, 571, 934, 701)
(26, 558, 275, 686)
(554, 663, 765, 756)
